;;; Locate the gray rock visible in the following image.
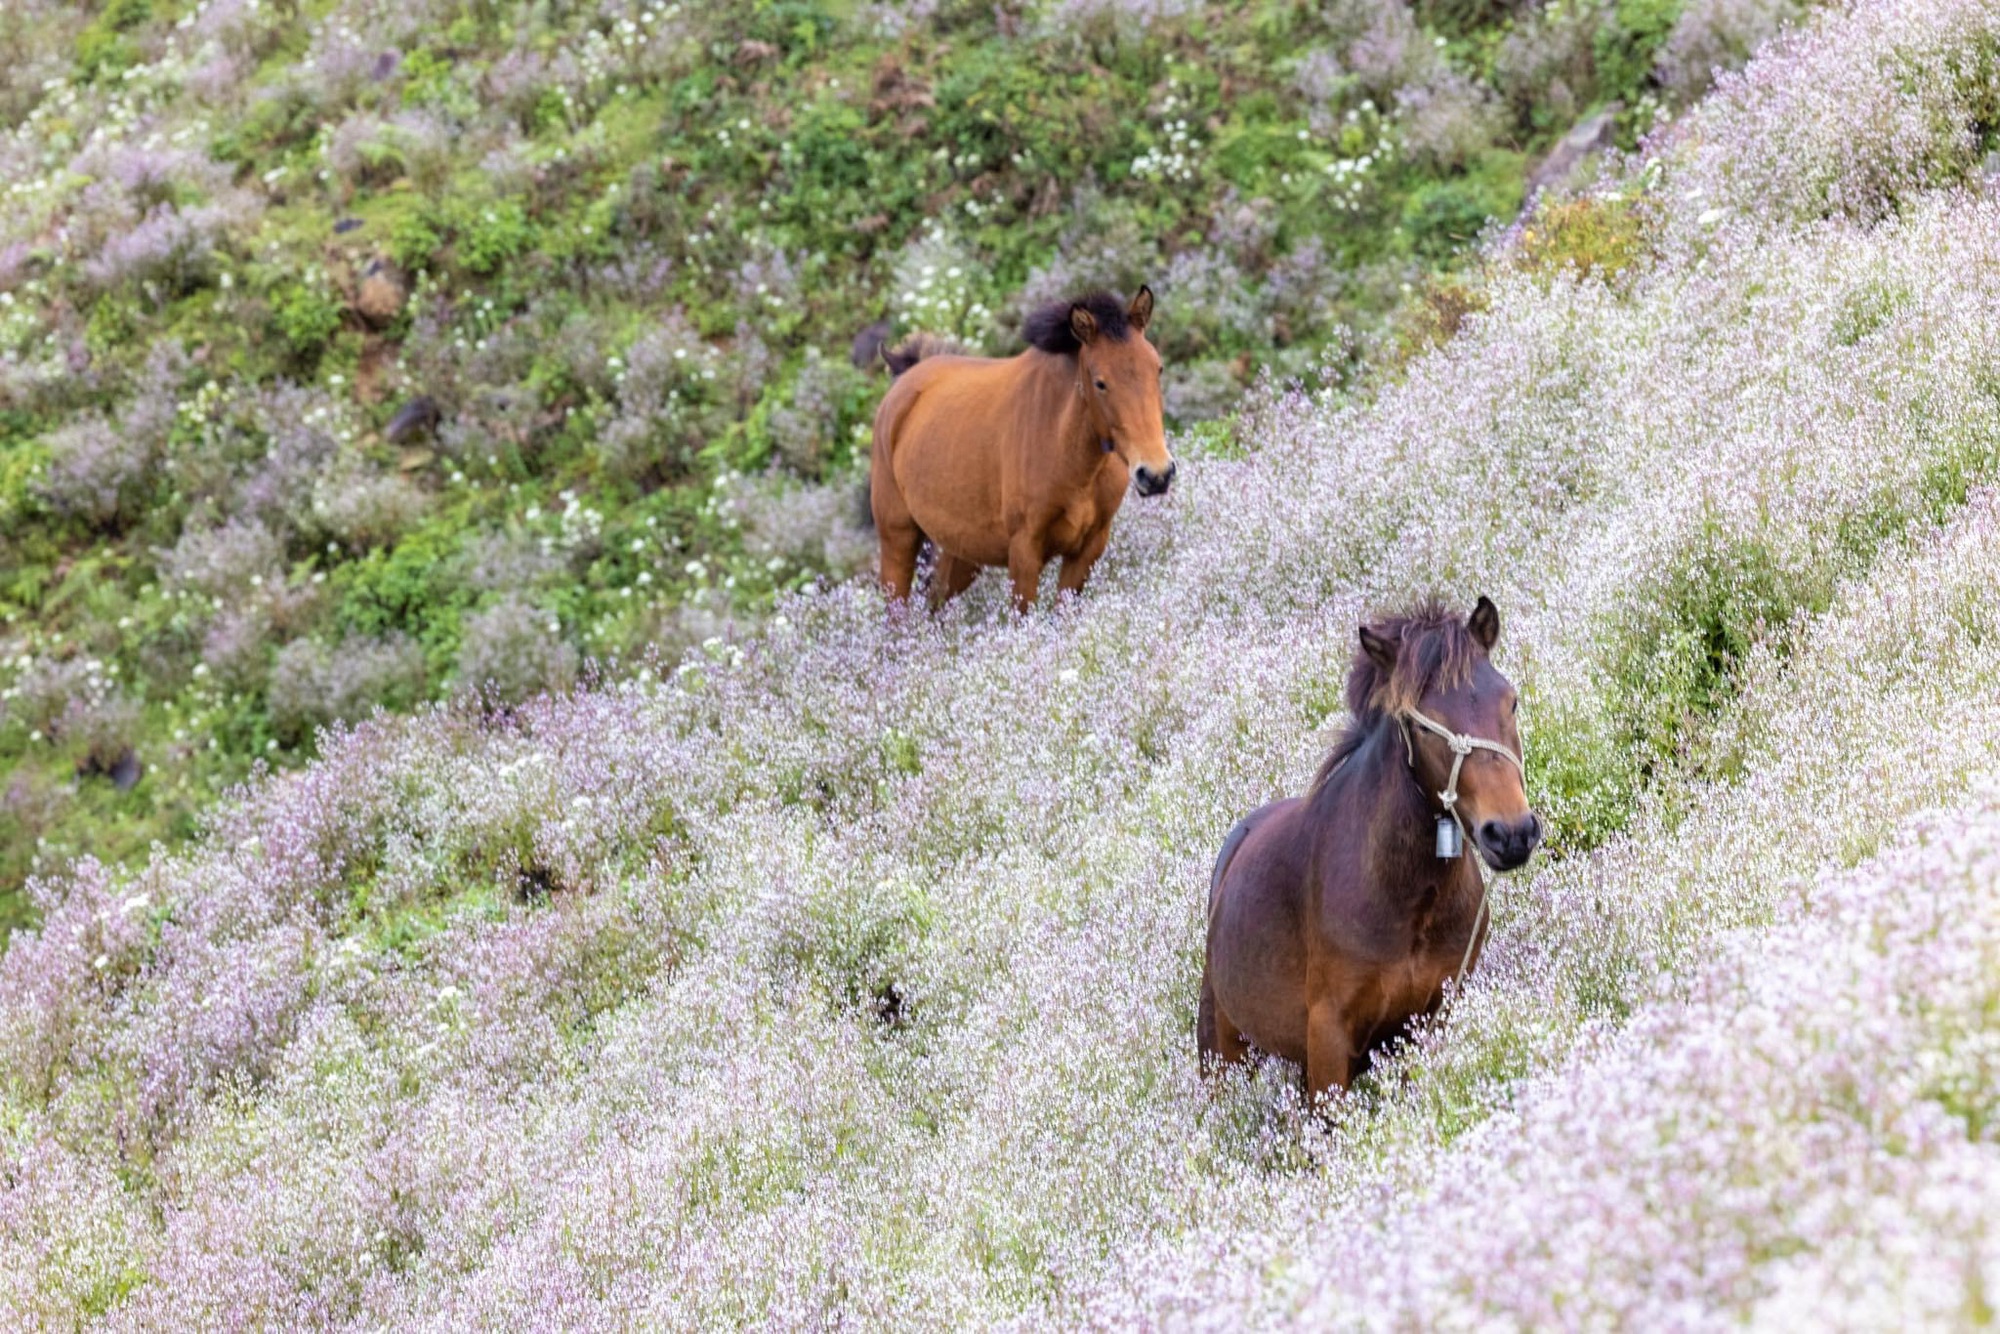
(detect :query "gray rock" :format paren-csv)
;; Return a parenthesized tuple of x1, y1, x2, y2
(385, 396, 441, 444)
(1527, 105, 1623, 200)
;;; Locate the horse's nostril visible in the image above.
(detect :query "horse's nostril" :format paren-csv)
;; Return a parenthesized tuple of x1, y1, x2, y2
(1479, 820, 1504, 847)
(1163, 461, 1177, 486)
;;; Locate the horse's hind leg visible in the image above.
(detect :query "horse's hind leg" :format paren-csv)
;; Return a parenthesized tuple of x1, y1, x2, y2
(870, 453, 923, 602)
(1200, 818, 1259, 1073)
(876, 518, 922, 602)
(1198, 969, 1247, 1070)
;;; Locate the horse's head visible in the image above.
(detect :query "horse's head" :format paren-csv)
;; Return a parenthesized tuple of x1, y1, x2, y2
(1065, 287, 1175, 497)
(1357, 597, 1541, 871)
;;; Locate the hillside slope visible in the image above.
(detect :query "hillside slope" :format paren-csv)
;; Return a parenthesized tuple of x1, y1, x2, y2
(4, 0, 2000, 1324)
(0, 0, 1780, 916)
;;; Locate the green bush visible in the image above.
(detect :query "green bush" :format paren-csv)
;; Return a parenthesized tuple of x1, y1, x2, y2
(458, 202, 537, 276)
(1402, 167, 1521, 262)
(271, 282, 346, 367)
(1594, 0, 1685, 101)
(73, 0, 150, 82)
(0, 0, 1741, 920)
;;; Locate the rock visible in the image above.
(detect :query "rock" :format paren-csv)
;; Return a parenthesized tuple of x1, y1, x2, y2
(354, 257, 407, 327)
(108, 748, 142, 792)
(333, 217, 363, 234)
(76, 746, 143, 792)
(1527, 105, 1622, 200)
(385, 395, 441, 444)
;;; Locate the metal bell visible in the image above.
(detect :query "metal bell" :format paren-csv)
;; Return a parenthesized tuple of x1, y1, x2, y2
(1435, 816, 1463, 859)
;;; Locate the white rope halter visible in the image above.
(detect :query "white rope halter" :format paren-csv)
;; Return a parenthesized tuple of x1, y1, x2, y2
(1398, 707, 1528, 985)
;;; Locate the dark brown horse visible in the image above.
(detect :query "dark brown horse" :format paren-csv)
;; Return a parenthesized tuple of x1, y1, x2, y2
(870, 288, 1175, 610)
(1199, 598, 1542, 1099)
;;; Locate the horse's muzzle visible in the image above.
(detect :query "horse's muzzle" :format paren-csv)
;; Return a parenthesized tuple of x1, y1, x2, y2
(1476, 813, 1542, 871)
(1133, 460, 1176, 496)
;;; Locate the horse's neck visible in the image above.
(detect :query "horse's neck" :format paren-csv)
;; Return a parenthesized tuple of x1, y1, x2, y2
(1018, 351, 1104, 472)
(1313, 720, 1458, 901)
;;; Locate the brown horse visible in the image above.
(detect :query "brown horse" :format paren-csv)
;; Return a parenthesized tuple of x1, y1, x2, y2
(870, 288, 1175, 610)
(1199, 598, 1542, 1100)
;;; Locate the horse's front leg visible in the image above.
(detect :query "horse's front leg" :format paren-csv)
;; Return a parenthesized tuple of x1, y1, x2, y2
(1057, 524, 1111, 598)
(1305, 1001, 1356, 1104)
(928, 551, 980, 610)
(1007, 530, 1047, 611)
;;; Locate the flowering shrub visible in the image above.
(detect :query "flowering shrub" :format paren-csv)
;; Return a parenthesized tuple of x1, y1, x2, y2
(1039, 0, 1204, 45)
(3, 0, 1824, 904)
(1655, 0, 1812, 97)
(721, 470, 878, 582)
(267, 633, 427, 743)
(763, 349, 874, 477)
(1656, 0, 2000, 230)
(306, 460, 428, 551)
(1, 656, 130, 748)
(454, 597, 579, 703)
(887, 227, 995, 343)
(156, 518, 286, 599)
(1396, 73, 1500, 173)
(80, 202, 245, 297)
(594, 312, 734, 482)
(34, 415, 157, 531)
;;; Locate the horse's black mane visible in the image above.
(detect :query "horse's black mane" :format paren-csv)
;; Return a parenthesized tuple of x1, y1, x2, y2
(1022, 291, 1132, 355)
(1308, 602, 1481, 798)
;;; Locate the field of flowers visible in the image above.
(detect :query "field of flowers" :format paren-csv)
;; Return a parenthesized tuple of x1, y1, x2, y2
(6, 0, 2000, 1325)
(0, 0, 1803, 917)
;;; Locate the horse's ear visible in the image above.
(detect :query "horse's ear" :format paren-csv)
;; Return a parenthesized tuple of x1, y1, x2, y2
(1468, 596, 1500, 651)
(1069, 304, 1100, 346)
(1359, 624, 1398, 673)
(1126, 285, 1154, 333)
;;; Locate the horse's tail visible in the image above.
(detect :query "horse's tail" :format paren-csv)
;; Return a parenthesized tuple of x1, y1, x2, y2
(1199, 816, 1258, 1066)
(1208, 816, 1257, 935)
(882, 331, 967, 378)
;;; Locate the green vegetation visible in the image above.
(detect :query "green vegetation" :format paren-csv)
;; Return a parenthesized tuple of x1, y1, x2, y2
(0, 0, 1755, 924)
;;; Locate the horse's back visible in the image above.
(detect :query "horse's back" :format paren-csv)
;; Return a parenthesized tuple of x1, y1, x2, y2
(1208, 798, 1302, 923)
(1209, 802, 1275, 904)
(875, 353, 1012, 429)
(873, 354, 980, 464)
(874, 354, 1030, 565)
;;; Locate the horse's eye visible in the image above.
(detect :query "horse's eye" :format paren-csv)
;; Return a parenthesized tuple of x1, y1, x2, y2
(1094, 379, 1107, 392)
